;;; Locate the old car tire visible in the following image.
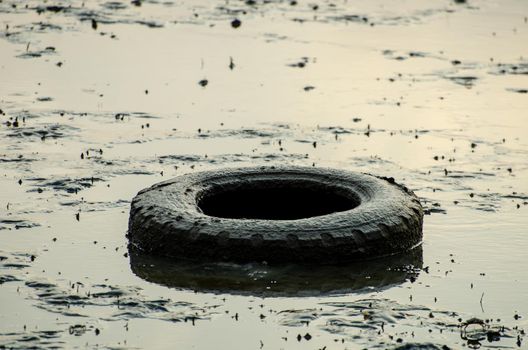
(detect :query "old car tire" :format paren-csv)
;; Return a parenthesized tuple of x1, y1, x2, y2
(128, 166, 423, 263)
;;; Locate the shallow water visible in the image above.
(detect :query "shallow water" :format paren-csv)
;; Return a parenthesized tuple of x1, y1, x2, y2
(1, 0, 527, 349)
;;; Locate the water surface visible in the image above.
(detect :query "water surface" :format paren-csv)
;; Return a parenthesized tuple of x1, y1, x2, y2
(1, 0, 527, 349)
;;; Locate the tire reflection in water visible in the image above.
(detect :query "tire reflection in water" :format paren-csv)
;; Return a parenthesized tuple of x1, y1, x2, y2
(129, 245, 422, 296)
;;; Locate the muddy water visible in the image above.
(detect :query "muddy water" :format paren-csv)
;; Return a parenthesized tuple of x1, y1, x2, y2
(1, 0, 527, 348)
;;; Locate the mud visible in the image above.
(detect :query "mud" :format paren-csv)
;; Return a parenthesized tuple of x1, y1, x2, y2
(1, 0, 527, 349)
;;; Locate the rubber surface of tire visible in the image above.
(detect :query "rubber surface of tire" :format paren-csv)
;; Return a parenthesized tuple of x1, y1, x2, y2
(128, 166, 423, 263)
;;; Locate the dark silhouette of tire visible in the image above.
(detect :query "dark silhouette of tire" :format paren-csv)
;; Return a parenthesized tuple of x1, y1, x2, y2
(128, 166, 423, 263)
(129, 245, 423, 296)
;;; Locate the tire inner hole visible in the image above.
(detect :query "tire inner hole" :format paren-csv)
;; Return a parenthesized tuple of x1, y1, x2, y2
(197, 179, 360, 220)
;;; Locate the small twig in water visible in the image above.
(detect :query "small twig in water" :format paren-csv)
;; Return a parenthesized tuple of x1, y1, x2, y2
(480, 292, 485, 312)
